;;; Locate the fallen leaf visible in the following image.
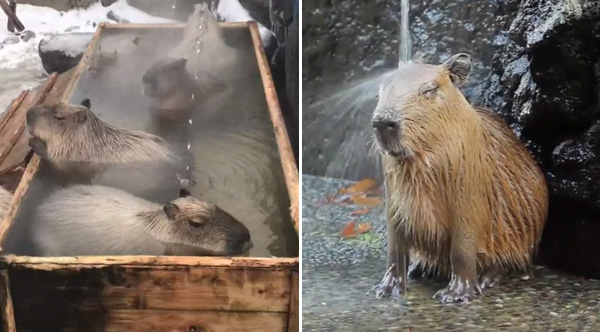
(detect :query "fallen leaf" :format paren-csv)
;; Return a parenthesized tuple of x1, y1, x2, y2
(356, 222, 372, 234)
(351, 195, 383, 207)
(341, 221, 357, 238)
(339, 178, 378, 195)
(350, 208, 370, 216)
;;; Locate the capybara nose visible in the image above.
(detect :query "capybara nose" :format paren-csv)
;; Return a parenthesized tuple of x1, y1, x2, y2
(372, 119, 399, 133)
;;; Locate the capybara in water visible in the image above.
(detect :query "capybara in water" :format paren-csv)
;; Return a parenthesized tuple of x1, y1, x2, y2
(32, 186, 253, 256)
(142, 57, 226, 122)
(370, 53, 548, 303)
(26, 100, 176, 174)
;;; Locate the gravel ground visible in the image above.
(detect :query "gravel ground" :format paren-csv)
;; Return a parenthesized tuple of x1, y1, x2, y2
(302, 174, 600, 332)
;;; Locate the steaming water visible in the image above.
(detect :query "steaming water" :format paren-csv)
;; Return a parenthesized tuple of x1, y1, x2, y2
(2, 27, 297, 258)
(303, 1, 412, 179)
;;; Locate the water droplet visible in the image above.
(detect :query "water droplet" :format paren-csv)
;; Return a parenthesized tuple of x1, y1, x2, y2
(198, 25, 203, 30)
(187, 142, 191, 150)
(196, 49, 200, 54)
(191, 93, 195, 101)
(188, 119, 193, 125)
(194, 71, 198, 80)
(186, 166, 190, 170)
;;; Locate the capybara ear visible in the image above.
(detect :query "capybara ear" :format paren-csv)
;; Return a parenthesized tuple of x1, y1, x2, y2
(74, 110, 88, 124)
(80, 98, 91, 109)
(164, 202, 180, 220)
(179, 188, 192, 198)
(442, 53, 472, 86)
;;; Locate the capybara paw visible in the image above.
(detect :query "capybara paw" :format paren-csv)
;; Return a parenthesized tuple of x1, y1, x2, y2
(479, 269, 502, 290)
(368, 267, 405, 300)
(433, 276, 481, 304)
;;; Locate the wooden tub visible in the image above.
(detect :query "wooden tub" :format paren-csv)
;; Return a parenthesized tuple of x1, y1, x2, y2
(0, 22, 298, 332)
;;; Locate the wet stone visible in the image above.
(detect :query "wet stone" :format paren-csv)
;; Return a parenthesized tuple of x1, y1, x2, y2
(302, 175, 600, 331)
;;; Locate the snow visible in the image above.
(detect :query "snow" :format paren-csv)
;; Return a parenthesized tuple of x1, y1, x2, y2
(0, 0, 273, 112)
(217, 0, 273, 44)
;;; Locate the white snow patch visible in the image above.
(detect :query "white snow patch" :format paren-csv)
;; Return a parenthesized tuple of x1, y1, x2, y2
(217, 0, 273, 46)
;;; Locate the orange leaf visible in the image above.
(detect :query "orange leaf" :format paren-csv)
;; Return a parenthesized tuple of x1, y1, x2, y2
(339, 178, 378, 195)
(341, 221, 357, 238)
(350, 208, 370, 216)
(351, 195, 383, 207)
(356, 222, 372, 234)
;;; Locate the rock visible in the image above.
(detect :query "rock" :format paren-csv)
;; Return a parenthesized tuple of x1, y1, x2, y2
(101, 0, 119, 6)
(15, 0, 96, 12)
(38, 33, 93, 74)
(107, 10, 130, 23)
(2, 35, 20, 45)
(19, 30, 36, 42)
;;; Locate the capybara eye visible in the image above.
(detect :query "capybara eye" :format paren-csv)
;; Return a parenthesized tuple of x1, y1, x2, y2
(53, 115, 65, 121)
(188, 220, 202, 229)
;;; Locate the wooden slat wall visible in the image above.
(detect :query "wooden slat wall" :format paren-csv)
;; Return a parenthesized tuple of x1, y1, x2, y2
(9, 265, 290, 332)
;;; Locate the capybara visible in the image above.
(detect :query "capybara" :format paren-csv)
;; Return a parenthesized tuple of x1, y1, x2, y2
(142, 57, 226, 122)
(32, 186, 253, 256)
(370, 53, 548, 303)
(26, 100, 176, 174)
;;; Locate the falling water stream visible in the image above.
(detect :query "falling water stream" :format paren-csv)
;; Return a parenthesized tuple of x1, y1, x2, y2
(303, 1, 412, 180)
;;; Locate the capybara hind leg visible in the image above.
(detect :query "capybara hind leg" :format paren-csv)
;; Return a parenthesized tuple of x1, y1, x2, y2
(433, 241, 481, 303)
(479, 266, 503, 290)
(370, 226, 407, 299)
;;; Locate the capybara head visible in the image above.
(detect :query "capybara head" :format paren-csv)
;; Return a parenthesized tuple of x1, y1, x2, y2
(142, 58, 189, 98)
(158, 188, 253, 256)
(372, 53, 473, 160)
(26, 101, 92, 144)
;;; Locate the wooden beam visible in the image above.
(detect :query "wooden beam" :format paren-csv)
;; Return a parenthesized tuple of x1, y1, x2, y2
(0, 0, 24, 32)
(249, 22, 299, 234)
(287, 270, 299, 332)
(1, 255, 299, 269)
(0, 271, 16, 332)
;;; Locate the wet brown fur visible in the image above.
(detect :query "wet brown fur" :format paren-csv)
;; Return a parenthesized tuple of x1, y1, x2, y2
(26, 102, 176, 171)
(0, 186, 11, 222)
(377, 58, 548, 278)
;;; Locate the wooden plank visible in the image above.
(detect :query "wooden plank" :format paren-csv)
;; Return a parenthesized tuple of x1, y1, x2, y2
(104, 310, 286, 332)
(0, 270, 16, 332)
(0, 155, 39, 248)
(101, 22, 250, 29)
(12, 266, 290, 312)
(287, 271, 298, 332)
(0, 0, 24, 32)
(1, 255, 299, 269)
(248, 22, 299, 234)
(60, 24, 106, 103)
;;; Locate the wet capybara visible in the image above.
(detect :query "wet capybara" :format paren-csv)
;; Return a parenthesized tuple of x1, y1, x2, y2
(370, 53, 548, 303)
(26, 101, 176, 174)
(32, 186, 253, 256)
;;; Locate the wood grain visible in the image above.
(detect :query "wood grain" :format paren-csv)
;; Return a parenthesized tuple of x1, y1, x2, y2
(12, 266, 290, 312)
(105, 309, 286, 332)
(249, 22, 299, 234)
(102, 22, 249, 29)
(0, 271, 16, 332)
(1, 255, 298, 269)
(287, 271, 299, 332)
(0, 91, 26, 134)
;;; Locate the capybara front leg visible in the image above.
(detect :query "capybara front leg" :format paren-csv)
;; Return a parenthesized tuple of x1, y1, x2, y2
(433, 240, 481, 303)
(370, 224, 407, 299)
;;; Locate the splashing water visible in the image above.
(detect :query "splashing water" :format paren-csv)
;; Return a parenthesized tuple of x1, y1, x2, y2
(304, 0, 414, 180)
(399, 0, 412, 65)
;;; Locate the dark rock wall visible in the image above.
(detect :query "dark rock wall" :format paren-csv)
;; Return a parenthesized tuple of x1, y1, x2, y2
(303, 0, 600, 277)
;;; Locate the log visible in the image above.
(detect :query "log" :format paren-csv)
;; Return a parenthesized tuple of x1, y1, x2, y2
(0, 0, 24, 32)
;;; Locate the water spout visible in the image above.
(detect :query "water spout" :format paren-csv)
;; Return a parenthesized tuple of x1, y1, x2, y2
(399, 0, 412, 65)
